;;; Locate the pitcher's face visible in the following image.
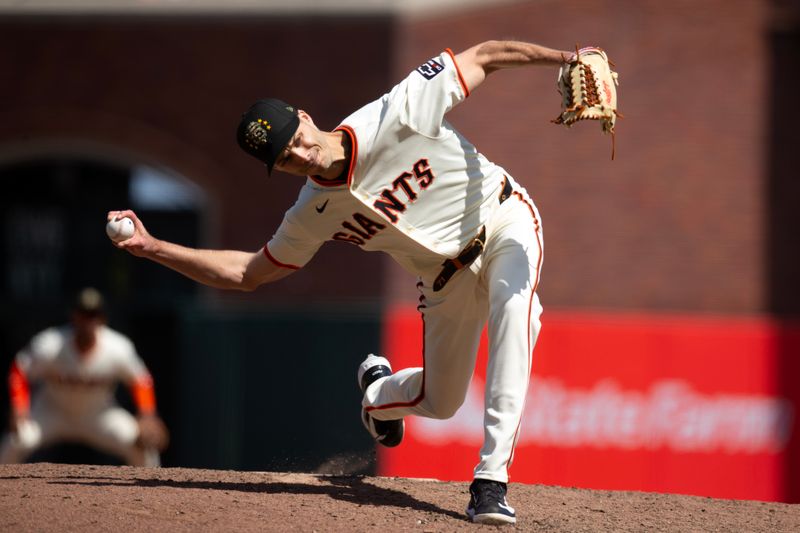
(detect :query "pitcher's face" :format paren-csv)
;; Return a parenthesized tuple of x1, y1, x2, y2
(272, 112, 331, 176)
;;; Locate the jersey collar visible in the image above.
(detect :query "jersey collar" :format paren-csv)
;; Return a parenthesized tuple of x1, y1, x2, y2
(307, 126, 357, 188)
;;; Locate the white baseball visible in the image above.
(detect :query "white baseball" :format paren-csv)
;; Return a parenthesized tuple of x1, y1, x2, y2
(106, 216, 135, 242)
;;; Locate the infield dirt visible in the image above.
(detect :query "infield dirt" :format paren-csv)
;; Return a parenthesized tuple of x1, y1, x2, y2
(1, 463, 798, 532)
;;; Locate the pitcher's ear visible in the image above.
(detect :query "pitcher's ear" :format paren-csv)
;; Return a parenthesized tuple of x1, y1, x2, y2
(297, 109, 314, 125)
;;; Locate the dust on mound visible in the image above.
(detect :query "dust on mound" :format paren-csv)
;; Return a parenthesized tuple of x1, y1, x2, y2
(0, 463, 797, 532)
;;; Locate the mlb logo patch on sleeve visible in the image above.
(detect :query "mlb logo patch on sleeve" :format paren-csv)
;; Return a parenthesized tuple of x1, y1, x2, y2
(416, 58, 445, 80)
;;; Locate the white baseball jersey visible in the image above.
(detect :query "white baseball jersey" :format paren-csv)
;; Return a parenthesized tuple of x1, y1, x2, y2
(265, 49, 514, 282)
(14, 325, 150, 416)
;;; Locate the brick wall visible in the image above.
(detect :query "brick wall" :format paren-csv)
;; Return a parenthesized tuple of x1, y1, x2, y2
(1, 1, 794, 314)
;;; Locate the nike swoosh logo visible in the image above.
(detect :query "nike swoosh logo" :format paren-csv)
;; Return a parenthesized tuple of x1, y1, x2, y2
(316, 199, 329, 213)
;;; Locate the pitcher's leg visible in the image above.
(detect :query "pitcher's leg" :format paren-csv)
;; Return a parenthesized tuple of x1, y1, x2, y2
(364, 275, 488, 423)
(475, 200, 544, 482)
(475, 292, 542, 482)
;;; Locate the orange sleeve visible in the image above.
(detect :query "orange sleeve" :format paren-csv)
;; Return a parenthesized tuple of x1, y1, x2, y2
(8, 361, 30, 415)
(129, 374, 157, 415)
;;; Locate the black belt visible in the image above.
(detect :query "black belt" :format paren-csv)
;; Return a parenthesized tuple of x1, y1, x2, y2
(432, 177, 513, 292)
(498, 175, 513, 204)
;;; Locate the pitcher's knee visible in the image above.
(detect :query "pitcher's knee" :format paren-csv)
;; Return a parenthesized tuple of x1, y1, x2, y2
(423, 396, 464, 419)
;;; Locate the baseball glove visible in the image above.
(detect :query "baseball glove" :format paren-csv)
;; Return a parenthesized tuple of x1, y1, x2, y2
(552, 46, 621, 158)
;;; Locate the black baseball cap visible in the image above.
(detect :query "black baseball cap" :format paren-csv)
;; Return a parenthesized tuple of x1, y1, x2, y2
(236, 98, 300, 173)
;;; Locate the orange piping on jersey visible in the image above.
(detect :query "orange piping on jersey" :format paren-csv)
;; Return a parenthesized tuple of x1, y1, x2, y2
(262, 244, 301, 270)
(130, 375, 157, 415)
(445, 48, 471, 98)
(336, 125, 359, 188)
(8, 361, 30, 415)
(503, 191, 543, 474)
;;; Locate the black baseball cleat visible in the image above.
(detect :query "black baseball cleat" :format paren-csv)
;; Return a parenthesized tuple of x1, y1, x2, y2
(466, 479, 517, 525)
(357, 354, 404, 447)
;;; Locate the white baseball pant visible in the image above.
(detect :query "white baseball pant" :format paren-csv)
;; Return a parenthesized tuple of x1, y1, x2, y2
(363, 188, 544, 482)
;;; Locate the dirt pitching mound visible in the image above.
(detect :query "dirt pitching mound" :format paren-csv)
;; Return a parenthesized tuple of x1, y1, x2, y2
(0, 463, 798, 532)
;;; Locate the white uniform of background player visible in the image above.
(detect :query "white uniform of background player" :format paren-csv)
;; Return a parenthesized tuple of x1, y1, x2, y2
(109, 39, 573, 524)
(0, 289, 165, 467)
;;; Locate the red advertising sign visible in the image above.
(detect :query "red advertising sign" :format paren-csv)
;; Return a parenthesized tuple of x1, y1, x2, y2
(378, 307, 800, 502)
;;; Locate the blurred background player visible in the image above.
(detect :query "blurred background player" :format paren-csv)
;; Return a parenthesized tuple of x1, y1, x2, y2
(0, 287, 168, 467)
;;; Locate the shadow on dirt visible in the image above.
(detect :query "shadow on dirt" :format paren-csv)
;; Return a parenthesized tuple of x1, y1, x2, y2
(46, 474, 464, 520)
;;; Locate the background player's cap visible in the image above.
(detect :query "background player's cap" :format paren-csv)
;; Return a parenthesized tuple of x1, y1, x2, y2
(73, 287, 105, 316)
(236, 98, 300, 174)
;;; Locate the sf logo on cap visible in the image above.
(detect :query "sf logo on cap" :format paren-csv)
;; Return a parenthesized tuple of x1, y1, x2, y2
(245, 118, 271, 149)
